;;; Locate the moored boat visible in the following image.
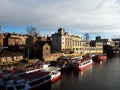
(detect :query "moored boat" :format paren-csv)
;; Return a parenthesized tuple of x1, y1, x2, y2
(92, 54, 107, 62)
(72, 56, 93, 71)
(57, 58, 72, 71)
(1, 68, 51, 90)
(43, 64, 61, 83)
(0, 61, 61, 90)
(49, 68, 61, 83)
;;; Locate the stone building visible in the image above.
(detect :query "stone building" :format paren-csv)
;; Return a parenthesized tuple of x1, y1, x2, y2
(42, 43, 51, 58)
(71, 35, 82, 53)
(32, 42, 51, 61)
(3, 33, 28, 46)
(0, 34, 5, 46)
(0, 50, 24, 64)
(83, 41, 103, 55)
(0, 34, 5, 53)
(51, 28, 82, 54)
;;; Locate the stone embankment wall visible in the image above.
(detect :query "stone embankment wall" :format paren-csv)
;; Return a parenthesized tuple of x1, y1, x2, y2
(43, 53, 84, 62)
(43, 53, 63, 62)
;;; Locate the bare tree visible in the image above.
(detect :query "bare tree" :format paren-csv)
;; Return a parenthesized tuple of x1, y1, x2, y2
(26, 26, 40, 37)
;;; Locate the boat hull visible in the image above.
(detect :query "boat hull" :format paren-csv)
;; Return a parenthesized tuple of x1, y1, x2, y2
(92, 55, 107, 62)
(78, 62, 93, 71)
(51, 74, 61, 83)
(43, 66, 61, 84)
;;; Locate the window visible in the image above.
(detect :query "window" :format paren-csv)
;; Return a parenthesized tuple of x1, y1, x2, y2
(45, 76, 51, 80)
(46, 53, 48, 56)
(16, 85, 25, 89)
(16, 56, 19, 60)
(29, 78, 44, 86)
(7, 87, 14, 90)
(46, 47, 48, 50)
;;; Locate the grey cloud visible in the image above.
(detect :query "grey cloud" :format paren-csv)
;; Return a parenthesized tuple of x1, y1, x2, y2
(0, 0, 120, 36)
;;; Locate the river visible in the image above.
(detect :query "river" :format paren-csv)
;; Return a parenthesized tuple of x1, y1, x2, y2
(50, 55, 120, 90)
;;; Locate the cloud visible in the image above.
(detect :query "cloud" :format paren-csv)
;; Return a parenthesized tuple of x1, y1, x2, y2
(0, 0, 120, 38)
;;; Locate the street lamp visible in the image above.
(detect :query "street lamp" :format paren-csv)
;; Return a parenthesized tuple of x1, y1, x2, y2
(27, 48, 29, 63)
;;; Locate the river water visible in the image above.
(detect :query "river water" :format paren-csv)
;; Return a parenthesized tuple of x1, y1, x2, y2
(50, 55, 120, 90)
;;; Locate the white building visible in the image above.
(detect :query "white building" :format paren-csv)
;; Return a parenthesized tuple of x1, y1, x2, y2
(51, 28, 82, 53)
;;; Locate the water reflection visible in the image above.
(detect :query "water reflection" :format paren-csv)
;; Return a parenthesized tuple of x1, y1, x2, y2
(51, 56, 120, 90)
(77, 65, 93, 77)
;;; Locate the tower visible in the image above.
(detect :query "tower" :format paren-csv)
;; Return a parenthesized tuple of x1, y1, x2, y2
(58, 28, 65, 35)
(96, 36, 101, 41)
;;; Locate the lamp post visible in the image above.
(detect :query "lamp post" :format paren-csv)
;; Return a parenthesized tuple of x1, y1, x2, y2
(27, 48, 29, 63)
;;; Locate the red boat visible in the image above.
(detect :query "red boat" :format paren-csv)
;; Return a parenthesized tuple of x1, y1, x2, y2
(50, 68, 61, 83)
(92, 54, 107, 62)
(72, 56, 93, 71)
(43, 64, 61, 83)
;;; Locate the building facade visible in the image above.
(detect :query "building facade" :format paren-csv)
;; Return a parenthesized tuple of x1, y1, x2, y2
(83, 41, 103, 54)
(42, 43, 51, 58)
(0, 34, 5, 46)
(3, 33, 28, 46)
(51, 28, 82, 54)
(0, 34, 5, 53)
(71, 35, 82, 53)
(0, 51, 24, 64)
(51, 28, 103, 55)
(32, 42, 51, 60)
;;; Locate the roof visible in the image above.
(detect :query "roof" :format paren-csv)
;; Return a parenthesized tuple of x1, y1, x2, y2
(0, 50, 24, 57)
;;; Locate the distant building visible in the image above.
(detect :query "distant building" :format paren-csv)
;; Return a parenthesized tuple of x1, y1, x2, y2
(0, 50, 24, 64)
(101, 39, 116, 47)
(107, 39, 115, 47)
(101, 39, 108, 45)
(51, 28, 82, 54)
(96, 36, 101, 41)
(3, 33, 28, 47)
(95, 41, 103, 54)
(0, 34, 5, 53)
(0, 34, 5, 46)
(83, 41, 103, 54)
(32, 42, 51, 61)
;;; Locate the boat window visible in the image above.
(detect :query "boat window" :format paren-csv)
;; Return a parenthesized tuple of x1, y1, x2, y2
(16, 85, 25, 90)
(82, 60, 90, 65)
(45, 76, 51, 80)
(7, 87, 14, 90)
(29, 78, 44, 86)
(51, 72, 57, 75)
(58, 63, 63, 66)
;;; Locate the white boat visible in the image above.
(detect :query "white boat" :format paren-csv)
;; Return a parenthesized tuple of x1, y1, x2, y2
(1, 68, 51, 90)
(0, 62, 61, 90)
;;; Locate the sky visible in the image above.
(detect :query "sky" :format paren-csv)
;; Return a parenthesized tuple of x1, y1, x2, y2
(0, 0, 120, 39)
